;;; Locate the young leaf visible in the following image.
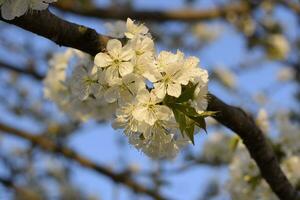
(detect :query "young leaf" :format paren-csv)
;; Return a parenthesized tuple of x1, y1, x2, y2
(192, 116, 207, 132)
(185, 119, 195, 145)
(172, 108, 187, 137)
(176, 83, 198, 103)
(229, 136, 240, 152)
(198, 111, 218, 118)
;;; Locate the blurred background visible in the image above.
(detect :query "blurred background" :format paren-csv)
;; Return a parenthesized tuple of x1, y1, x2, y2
(0, 0, 299, 199)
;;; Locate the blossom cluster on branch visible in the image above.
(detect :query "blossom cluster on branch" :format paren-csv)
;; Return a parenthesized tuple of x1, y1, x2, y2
(0, 0, 56, 20)
(44, 18, 211, 159)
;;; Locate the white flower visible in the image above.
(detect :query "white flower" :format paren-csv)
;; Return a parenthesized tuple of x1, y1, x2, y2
(103, 73, 145, 105)
(277, 67, 295, 82)
(129, 36, 154, 56)
(44, 49, 73, 104)
(94, 39, 134, 84)
(132, 89, 172, 125)
(192, 23, 222, 42)
(30, 0, 56, 10)
(281, 156, 300, 185)
(124, 18, 149, 39)
(104, 20, 126, 38)
(181, 56, 207, 84)
(255, 108, 269, 134)
(0, 0, 56, 20)
(202, 133, 234, 163)
(69, 63, 98, 101)
(113, 101, 148, 135)
(132, 52, 161, 82)
(153, 50, 189, 98)
(127, 119, 190, 159)
(266, 34, 290, 60)
(213, 66, 236, 89)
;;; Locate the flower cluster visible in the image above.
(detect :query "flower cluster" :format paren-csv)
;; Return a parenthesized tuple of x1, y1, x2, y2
(44, 18, 210, 159)
(0, 0, 56, 20)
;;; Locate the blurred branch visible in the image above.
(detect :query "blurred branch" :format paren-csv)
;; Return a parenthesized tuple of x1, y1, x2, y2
(0, 60, 43, 80)
(53, 2, 250, 21)
(0, 176, 14, 189)
(1, 9, 299, 200)
(0, 123, 166, 200)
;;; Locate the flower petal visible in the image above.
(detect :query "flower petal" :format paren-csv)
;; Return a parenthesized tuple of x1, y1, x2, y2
(167, 83, 181, 97)
(132, 106, 147, 121)
(136, 89, 150, 103)
(1, 0, 28, 20)
(153, 82, 166, 99)
(94, 53, 113, 67)
(104, 86, 119, 103)
(119, 62, 133, 77)
(105, 67, 121, 85)
(107, 39, 122, 58)
(155, 105, 172, 121)
(120, 46, 134, 61)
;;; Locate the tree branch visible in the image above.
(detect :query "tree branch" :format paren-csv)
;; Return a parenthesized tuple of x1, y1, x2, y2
(0, 122, 166, 200)
(0, 10, 110, 56)
(53, 2, 250, 21)
(207, 94, 300, 200)
(1, 9, 299, 200)
(0, 60, 43, 80)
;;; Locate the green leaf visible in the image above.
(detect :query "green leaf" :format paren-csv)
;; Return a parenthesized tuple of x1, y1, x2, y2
(198, 111, 218, 118)
(175, 103, 199, 117)
(192, 116, 207, 133)
(229, 136, 240, 152)
(173, 103, 208, 133)
(176, 83, 198, 103)
(172, 108, 186, 137)
(185, 118, 195, 145)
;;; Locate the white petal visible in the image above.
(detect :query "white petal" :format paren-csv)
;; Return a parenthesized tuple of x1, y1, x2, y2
(155, 105, 172, 121)
(132, 106, 147, 121)
(145, 110, 157, 125)
(1, 0, 28, 20)
(136, 89, 150, 103)
(153, 82, 166, 99)
(119, 62, 133, 77)
(167, 83, 181, 97)
(120, 46, 134, 61)
(107, 39, 122, 58)
(104, 86, 119, 103)
(105, 67, 120, 85)
(30, 0, 50, 10)
(94, 53, 113, 67)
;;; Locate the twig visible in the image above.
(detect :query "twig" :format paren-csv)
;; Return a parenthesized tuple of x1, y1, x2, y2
(0, 122, 166, 200)
(53, 2, 249, 22)
(0, 60, 43, 80)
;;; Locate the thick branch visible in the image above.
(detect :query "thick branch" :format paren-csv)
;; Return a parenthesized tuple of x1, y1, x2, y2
(1, 9, 299, 200)
(0, 123, 166, 200)
(207, 94, 300, 200)
(53, 2, 249, 21)
(0, 10, 110, 56)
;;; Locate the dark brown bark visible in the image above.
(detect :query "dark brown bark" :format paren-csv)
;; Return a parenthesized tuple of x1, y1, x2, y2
(1, 10, 110, 56)
(207, 94, 300, 200)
